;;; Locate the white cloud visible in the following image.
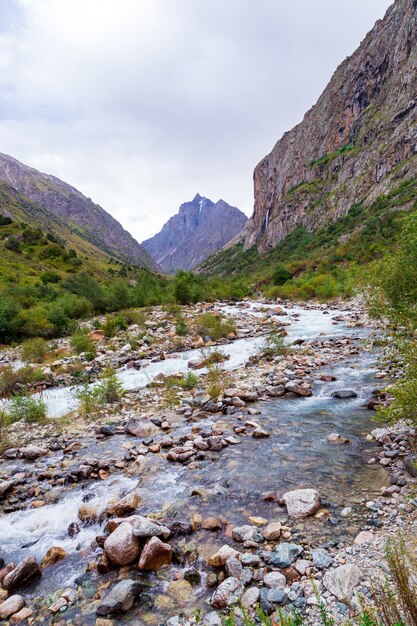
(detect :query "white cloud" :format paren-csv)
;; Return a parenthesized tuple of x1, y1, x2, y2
(0, 0, 393, 241)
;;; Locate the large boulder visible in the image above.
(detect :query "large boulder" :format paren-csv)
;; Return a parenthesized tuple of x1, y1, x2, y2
(96, 579, 142, 615)
(211, 577, 244, 608)
(138, 537, 172, 571)
(124, 418, 154, 438)
(282, 489, 321, 518)
(323, 564, 362, 601)
(104, 522, 140, 565)
(3, 557, 41, 590)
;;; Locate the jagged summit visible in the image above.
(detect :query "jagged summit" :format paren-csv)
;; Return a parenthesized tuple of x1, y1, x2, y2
(142, 194, 247, 273)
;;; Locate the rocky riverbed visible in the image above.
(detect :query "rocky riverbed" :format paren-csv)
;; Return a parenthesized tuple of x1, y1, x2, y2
(0, 299, 416, 625)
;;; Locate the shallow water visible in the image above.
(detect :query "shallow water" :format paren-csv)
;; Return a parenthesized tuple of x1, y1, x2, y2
(0, 304, 388, 623)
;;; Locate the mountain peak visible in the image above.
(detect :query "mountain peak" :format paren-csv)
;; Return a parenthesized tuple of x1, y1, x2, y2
(143, 196, 247, 273)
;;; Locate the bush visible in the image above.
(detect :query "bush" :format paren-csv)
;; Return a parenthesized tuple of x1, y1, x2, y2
(262, 333, 289, 358)
(0, 366, 44, 398)
(120, 308, 147, 326)
(205, 363, 228, 400)
(272, 264, 292, 286)
(40, 271, 61, 284)
(94, 368, 125, 404)
(196, 313, 236, 341)
(6, 394, 47, 423)
(180, 371, 199, 390)
(175, 317, 188, 336)
(74, 383, 97, 416)
(0, 296, 22, 343)
(20, 338, 50, 363)
(70, 328, 97, 360)
(102, 314, 127, 338)
(4, 236, 21, 253)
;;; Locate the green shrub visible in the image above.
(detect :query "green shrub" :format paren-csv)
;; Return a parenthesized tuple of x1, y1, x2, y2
(102, 314, 127, 338)
(0, 296, 22, 343)
(196, 313, 236, 341)
(20, 338, 50, 363)
(6, 394, 47, 423)
(40, 271, 61, 284)
(74, 383, 97, 416)
(175, 317, 188, 336)
(70, 328, 97, 360)
(180, 371, 199, 390)
(4, 236, 21, 253)
(94, 368, 124, 404)
(120, 308, 147, 326)
(272, 264, 292, 286)
(0, 366, 44, 398)
(262, 333, 289, 358)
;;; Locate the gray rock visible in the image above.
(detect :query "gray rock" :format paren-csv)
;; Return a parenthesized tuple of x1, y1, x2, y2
(267, 542, 303, 568)
(323, 564, 362, 601)
(282, 489, 321, 518)
(211, 577, 244, 608)
(311, 548, 333, 569)
(331, 390, 357, 399)
(97, 579, 142, 615)
(241, 586, 260, 609)
(131, 515, 170, 540)
(263, 571, 286, 589)
(405, 454, 417, 477)
(232, 525, 257, 542)
(225, 557, 242, 579)
(104, 522, 140, 565)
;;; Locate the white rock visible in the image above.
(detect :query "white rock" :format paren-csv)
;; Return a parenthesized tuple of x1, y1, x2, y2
(323, 564, 362, 601)
(282, 488, 321, 518)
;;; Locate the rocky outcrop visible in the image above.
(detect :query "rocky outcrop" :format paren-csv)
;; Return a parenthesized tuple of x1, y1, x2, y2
(241, 0, 417, 253)
(0, 153, 159, 270)
(142, 194, 247, 273)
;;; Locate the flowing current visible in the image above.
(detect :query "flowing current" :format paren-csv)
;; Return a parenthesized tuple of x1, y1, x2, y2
(0, 304, 388, 623)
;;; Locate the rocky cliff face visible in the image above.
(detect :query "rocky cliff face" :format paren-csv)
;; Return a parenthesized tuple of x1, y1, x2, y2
(241, 0, 417, 253)
(142, 194, 247, 273)
(0, 153, 159, 271)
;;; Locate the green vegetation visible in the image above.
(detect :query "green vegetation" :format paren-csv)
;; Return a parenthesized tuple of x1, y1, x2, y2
(175, 317, 188, 336)
(75, 368, 125, 416)
(6, 394, 47, 424)
(262, 333, 289, 358)
(200, 177, 417, 302)
(70, 328, 97, 360)
(0, 365, 44, 398)
(20, 337, 50, 363)
(196, 313, 236, 341)
(309, 142, 357, 168)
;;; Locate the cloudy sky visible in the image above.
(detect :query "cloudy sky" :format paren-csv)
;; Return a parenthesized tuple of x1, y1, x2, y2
(0, 0, 393, 242)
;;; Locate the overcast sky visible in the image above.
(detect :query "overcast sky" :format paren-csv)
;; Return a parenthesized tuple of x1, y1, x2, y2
(0, 0, 393, 242)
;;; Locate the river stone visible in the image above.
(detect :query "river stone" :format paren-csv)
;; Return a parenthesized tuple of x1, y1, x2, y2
(327, 433, 350, 445)
(168, 580, 194, 605)
(138, 536, 172, 571)
(353, 531, 374, 545)
(41, 546, 67, 569)
(104, 522, 140, 565)
(0, 596, 25, 620)
(241, 586, 260, 609)
(96, 579, 142, 615)
(19, 446, 48, 459)
(208, 545, 240, 567)
(225, 557, 242, 579)
(263, 522, 282, 540)
(267, 543, 303, 568)
(131, 516, 170, 540)
(405, 454, 417, 477)
(263, 571, 286, 589)
(113, 491, 142, 516)
(10, 607, 34, 623)
(285, 382, 312, 397)
(323, 564, 362, 601)
(124, 418, 153, 438)
(3, 556, 41, 590)
(282, 489, 321, 518)
(232, 525, 258, 542)
(311, 548, 333, 569)
(211, 577, 244, 608)
(0, 480, 15, 499)
(331, 390, 358, 399)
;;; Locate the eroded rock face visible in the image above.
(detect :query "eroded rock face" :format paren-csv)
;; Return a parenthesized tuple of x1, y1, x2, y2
(282, 489, 321, 518)
(142, 194, 247, 273)
(235, 0, 417, 255)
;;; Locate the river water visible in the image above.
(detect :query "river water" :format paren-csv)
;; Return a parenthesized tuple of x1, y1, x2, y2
(0, 304, 389, 623)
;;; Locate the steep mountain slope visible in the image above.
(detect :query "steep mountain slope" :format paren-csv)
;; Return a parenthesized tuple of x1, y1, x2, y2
(142, 194, 247, 273)
(235, 0, 417, 254)
(0, 153, 158, 271)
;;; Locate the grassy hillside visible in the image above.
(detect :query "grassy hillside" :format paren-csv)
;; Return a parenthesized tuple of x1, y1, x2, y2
(199, 178, 417, 300)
